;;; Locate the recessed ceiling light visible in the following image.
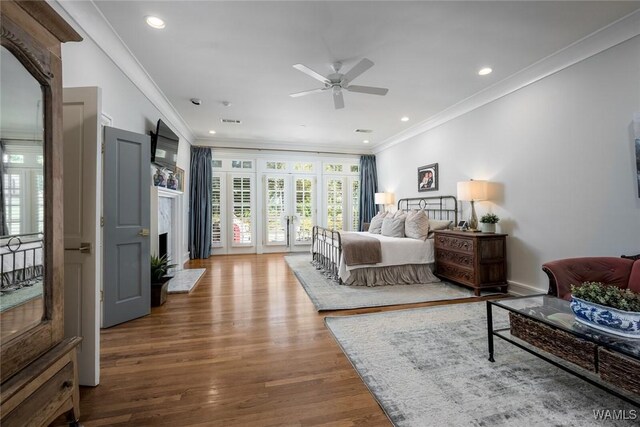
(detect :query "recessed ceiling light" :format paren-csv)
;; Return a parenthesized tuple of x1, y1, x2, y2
(145, 16, 165, 29)
(208, 130, 216, 135)
(401, 116, 409, 122)
(363, 140, 370, 144)
(478, 67, 493, 76)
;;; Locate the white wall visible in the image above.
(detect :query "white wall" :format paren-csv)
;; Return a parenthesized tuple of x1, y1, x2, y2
(377, 35, 640, 291)
(58, 16, 193, 264)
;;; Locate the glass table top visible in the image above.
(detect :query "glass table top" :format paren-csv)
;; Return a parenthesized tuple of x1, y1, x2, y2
(492, 295, 640, 360)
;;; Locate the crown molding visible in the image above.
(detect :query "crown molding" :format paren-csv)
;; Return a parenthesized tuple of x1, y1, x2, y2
(196, 137, 371, 156)
(373, 9, 640, 154)
(49, 0, 196, 144)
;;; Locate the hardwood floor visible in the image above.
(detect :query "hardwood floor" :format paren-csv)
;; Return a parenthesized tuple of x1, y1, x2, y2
(78, 254, 501, 426)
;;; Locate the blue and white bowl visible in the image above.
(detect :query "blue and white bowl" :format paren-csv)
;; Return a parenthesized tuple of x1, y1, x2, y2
(570, 296, 640, 338)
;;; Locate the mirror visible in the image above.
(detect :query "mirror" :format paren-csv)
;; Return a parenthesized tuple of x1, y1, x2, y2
(0, 45, 45, 343)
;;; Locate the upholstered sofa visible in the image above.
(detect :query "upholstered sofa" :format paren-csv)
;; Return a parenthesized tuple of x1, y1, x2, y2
(542, 256, 640, 300)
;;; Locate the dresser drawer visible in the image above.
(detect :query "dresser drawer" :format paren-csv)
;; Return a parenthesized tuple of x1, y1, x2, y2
(2, 363, 75, 427)
(435, 234, 474, 254)
(437, 263, 475, 285)
(435, 249, 474, 267)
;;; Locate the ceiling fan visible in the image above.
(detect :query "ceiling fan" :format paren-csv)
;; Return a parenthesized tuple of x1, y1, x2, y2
(290, 58, 389, 109)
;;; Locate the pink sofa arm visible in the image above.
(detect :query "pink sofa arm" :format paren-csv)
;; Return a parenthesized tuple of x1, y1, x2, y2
(542, 257, 634, 300)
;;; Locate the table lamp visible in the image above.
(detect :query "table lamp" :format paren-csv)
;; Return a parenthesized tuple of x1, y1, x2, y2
(457, 180, 488, 231)
(374, 192, 395, 213)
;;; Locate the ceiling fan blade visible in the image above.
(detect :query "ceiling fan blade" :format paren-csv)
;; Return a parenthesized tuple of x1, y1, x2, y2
(289, 88, 327, 98)
(333, 90, 345, 109)
(293, 64, 330, 84)
(342, 58, 374, 84)
(346, 85, 389, 96)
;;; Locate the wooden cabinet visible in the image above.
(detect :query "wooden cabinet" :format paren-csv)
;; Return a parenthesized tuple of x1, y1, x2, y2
(434, 230, 508, 296)
(1, 2, 82, 426)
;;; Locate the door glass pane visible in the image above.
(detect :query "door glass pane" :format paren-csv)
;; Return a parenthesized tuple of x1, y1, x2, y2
(326, 179, 343, 231)
(351, 179, 360, 231)
(295, 178, 313, 243)
(266, 177, 286, 244)
(232, 177, 252, 244)
(211, 176, 222, 245)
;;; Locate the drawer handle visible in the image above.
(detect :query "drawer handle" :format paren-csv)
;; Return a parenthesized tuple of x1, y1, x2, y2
(62, 380, 73, 390)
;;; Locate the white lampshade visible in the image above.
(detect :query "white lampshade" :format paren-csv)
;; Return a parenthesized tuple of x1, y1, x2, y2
(375, 192, 395, 205)
(457, 180, 488, 202)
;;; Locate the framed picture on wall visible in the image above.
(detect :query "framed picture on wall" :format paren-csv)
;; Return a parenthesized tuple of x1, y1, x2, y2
(418, 163, 438, 192)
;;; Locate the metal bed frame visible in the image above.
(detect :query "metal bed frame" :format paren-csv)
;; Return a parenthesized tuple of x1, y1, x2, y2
(0, 232, 44, 293)
(311, 195, 458, 282)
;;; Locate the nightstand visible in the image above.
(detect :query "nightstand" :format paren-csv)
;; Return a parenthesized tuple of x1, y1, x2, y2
(433, 230, 508, 296)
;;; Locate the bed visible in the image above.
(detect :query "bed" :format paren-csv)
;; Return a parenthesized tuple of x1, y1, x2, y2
(1, 233, 44, 294)
(312, 196, 458, 286)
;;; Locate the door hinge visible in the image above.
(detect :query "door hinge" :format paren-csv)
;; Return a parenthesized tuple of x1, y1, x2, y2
(100, 290, 104, 302)
(101, 142, 105, 153)
(100, 216, 104, 227)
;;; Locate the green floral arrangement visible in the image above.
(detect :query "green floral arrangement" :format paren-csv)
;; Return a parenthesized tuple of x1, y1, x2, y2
(479, 213, 499, 224)
(571, 282, 640, 312)
(150, 254, 176, 282)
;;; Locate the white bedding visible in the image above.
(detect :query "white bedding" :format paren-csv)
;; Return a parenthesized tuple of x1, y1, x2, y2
(1, 241, 43, 273)
(336, 232, 435, 282)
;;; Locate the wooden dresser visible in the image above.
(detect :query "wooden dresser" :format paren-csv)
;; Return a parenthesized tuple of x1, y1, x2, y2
(1, 1, 82, 426)
(434, 230, 508, 296)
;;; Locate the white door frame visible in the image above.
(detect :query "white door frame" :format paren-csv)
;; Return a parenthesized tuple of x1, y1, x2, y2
(62, 87, 102, 386)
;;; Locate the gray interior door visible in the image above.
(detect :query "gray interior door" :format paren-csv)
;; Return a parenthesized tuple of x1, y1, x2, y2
(103, 126, 150, 328)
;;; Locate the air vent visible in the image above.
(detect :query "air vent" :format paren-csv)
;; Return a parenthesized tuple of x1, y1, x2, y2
(221, 119, 242, 124)
(355, 129, 373, 133)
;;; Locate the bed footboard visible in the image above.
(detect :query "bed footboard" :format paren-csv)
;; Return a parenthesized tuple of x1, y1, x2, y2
(311, 226, 342, 281)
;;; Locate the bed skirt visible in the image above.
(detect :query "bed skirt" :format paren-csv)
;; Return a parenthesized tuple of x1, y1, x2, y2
(342, 263, 439, 287)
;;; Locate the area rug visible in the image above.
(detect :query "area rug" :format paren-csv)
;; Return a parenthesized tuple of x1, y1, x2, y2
(168, 268, 206, 294)
(0, 282, 43, 311)
(285, 255, 492, 311)
(325, 303, 635, 427)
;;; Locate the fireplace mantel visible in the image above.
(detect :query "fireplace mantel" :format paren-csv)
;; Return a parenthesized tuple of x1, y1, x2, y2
(150, 186, 185, 270)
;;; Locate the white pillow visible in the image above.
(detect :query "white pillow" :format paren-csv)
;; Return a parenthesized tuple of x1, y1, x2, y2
(368, 211, 388, 234)
(381, 214, 406, 237)
(405, 209, 430, 240)
(428, 219, 453, 231)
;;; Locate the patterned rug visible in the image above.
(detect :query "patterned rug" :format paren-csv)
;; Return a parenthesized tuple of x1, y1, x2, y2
(285, 255, 492, 311)
(325, 302, 635, 426)
(0, 282, 43, 311)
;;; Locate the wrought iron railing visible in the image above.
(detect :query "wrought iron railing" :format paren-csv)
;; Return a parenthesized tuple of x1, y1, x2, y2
(0, 232, 44, 292)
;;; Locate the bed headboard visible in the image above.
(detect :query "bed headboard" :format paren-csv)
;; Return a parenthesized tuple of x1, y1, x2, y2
(397, 196, 458, 224)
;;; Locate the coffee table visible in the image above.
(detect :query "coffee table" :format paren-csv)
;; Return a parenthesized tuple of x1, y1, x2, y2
(487, 295, 640, 406)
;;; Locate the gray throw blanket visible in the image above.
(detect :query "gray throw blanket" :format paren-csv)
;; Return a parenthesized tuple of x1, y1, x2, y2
(341, 232, 382, 266)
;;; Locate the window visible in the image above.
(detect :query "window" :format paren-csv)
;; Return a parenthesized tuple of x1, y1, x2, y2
(351, 179, 360, 231)
(266, 161, 287, 170)
(326, 178, 343, 231)
(325, 163, 343, 173)
(211, 176, 222, 245)
(212, 160, 222, 168)
(350, 165, 359, 173)
(265, 177, 286, 244)
(294, 162, 313, 172)
(231, 177, 252, 244)
(35, 173, 43, 232)
(231, 160, 253, 169)
(3, 154, 24, 164)
(4, 173, 22, 235)
(295, 178, 313, 243)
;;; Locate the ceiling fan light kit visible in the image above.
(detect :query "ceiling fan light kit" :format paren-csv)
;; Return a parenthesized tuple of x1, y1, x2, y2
(290, 58, 389, 109)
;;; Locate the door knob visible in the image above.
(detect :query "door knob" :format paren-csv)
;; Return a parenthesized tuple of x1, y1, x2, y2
(138, 228, 150, 237)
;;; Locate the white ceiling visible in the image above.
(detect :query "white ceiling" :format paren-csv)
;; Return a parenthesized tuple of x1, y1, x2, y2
(93, 1, 640, 151)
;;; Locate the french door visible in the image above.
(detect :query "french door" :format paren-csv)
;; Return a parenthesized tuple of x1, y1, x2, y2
(211, 172, 256, 254)
(324, 175, 360, 231)
(263, 174, 315, 253)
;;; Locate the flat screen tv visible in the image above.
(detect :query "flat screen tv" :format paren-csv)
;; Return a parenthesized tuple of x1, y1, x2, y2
(151, 119, 179, 168)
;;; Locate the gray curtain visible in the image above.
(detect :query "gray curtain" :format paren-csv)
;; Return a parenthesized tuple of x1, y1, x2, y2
(0, 141, 8, 236)
(188, 147, 212, 259)
(358, 154, 378, 231)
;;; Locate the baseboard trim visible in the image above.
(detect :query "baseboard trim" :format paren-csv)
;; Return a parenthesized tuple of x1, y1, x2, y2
(508, 280, 545, 296)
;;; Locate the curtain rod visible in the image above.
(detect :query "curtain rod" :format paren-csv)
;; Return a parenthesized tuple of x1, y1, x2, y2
(193, 145, 368, 157)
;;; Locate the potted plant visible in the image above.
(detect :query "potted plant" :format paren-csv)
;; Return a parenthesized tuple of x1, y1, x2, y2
(150, 254, 176, 307)
(570, 282, 640, 338)
(479, 213, 499, 233)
